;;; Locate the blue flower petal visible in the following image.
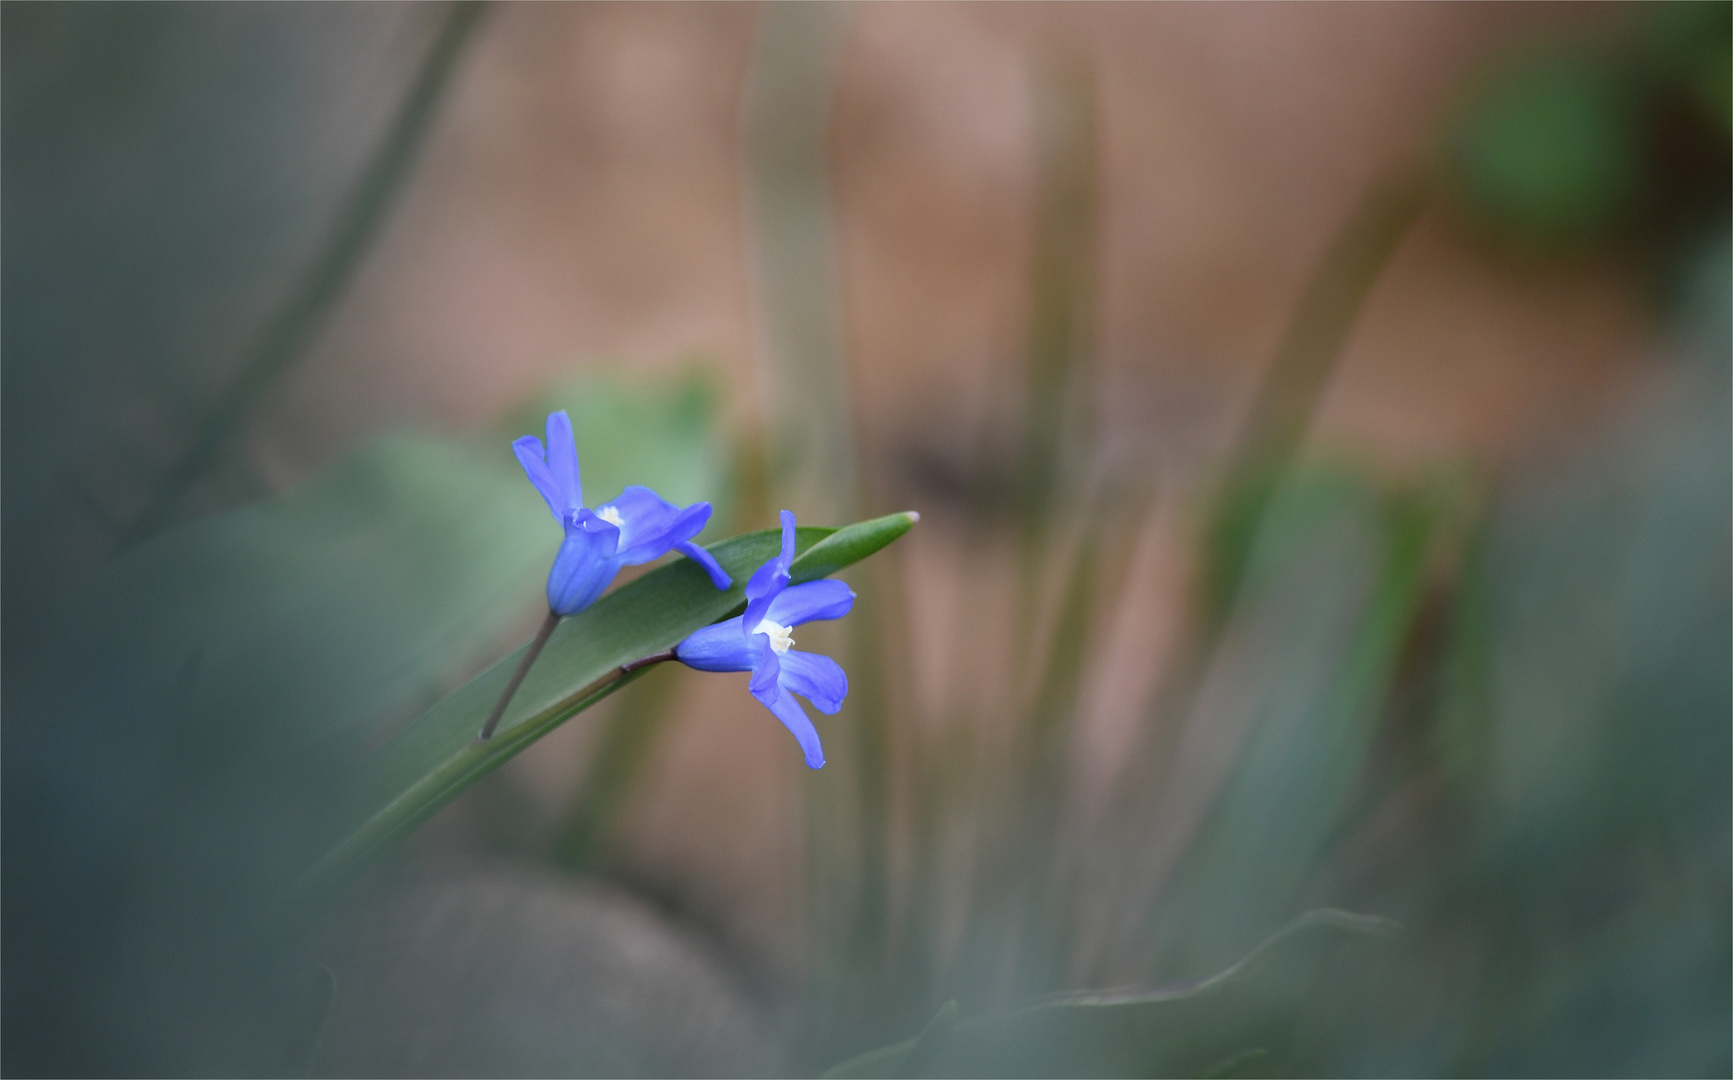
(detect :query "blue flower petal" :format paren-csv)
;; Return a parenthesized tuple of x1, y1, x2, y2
(778, 649, 847, 714)
(604, 488, 712, 564)
(675, 541, 732, 590)
(669, 512, 835, 770)
(513, 436, 567, 522)
(673, 617, 755, 672)
(763, 686, 825, 769)
(747, 634, 782, 702)
(545, 510, 621, 615)
(545, 410, 583, 513)
(598, 485, 680, 548)
(767, 580, 855, 628)
(743, 510, 797, 635)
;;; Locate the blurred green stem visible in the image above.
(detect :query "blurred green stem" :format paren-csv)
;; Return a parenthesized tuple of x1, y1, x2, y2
(744, 0, 857, 523)
(124, 1, 489, 546)
(1139, 167, 1431, 764)
(1013, 476, 1155, 987)
(743, 1, 900, 1058)
(951, 55, 1101, 1011)
(1203, 167, 1433, 631)
(1106, 166, 1433, 973)
(1012, 57, 1098, 684)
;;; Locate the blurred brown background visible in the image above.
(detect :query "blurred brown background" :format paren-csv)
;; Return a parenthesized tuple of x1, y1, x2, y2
(263, 0, 1656, 983)
(7, 2, 1724, 1075)
(266, 4, 1648, 469)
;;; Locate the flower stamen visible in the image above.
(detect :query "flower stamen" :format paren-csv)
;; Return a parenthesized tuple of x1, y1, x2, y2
(754, 619, 794, 654)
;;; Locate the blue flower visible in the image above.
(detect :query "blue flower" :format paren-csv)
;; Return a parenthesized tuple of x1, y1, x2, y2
(514, 410, 731, 615)
(673, 511, 853, 769)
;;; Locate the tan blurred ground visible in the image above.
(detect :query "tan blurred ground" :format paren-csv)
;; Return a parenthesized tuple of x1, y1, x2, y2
(267, 2, 1655, 981)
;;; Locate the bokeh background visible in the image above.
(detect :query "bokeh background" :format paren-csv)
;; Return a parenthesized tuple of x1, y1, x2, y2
(4, 2, 1728, 1076)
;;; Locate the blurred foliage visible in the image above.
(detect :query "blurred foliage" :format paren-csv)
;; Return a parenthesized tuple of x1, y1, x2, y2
(1443, 2, 1730, 255)
(808, 8, 1728, 1076)
(1643, 0, 1733, 131)
(123, 1, 489, 545)
(1144, 465, 1470, 984)
(4, 3, 1728, 1077)
(553, 660, 686, 872)
(1421, 242, 1730, 1077)
(823, 911, 1402, 1079)
(490, 367, 732, 529)
(1, 3, 464, 629)
(820, 294, 1728, 1076)
(1, 370, 732, 1073)
(306, 513, 916, 907)
(1447, 47, 1645, 245)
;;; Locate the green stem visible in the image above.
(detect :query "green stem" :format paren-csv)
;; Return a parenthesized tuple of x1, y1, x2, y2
(478, 608, 560, 741)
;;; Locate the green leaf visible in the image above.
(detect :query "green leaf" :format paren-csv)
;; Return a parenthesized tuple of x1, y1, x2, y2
(300, 511, 918, 904)
(71, 372, 732, 749)
(1144, 466, 1454, 982)
(895, 1000, 959, 1080)
(73, 430, 559, 741)
(1445, 47, 1643, 249)
(820, 909, 1399, 1079)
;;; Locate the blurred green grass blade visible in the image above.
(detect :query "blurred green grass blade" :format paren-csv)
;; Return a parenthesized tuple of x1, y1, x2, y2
(1015, 56, 1097, 540)
(894, 1000, 959, 1080)
(76, 429, 557, 739)
(1202, 170, 1428, 633)
(301, 511, 918, 904)
(1108, 175, 1428, 926)
(75, 371, 731, 750)
(124, 2, 490, 545)
(1145, 470, 1443, 979)
(743, 0, 857, 523)
(821, 909, 1398, 1079)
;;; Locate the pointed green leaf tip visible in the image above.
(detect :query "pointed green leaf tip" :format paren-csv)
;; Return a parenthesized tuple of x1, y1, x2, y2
(790, 509, 918, 584)
(297, 511, 918, 907)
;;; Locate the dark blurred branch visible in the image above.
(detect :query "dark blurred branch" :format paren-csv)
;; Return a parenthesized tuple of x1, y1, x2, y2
(122, 0, 489, 547)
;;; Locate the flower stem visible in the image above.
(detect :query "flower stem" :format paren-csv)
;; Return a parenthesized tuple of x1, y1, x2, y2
(619, 649, 676, 674)
(478, 608, 560, 741)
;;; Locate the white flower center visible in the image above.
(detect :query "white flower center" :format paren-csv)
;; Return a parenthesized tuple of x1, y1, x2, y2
(754, 619, 794, 654)
(597, 505, 624, 528)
